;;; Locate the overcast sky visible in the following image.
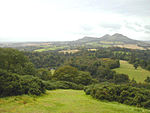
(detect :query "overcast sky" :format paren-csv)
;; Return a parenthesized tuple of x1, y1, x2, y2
(0, 0, 150, 42)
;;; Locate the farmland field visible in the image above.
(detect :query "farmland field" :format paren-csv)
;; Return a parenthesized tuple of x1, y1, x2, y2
(34, 46, 68, 52)
(59, 49, 80, 54)
(114, 44, 145, 50)
(113, 60, 150, 83)
(0, 90, 150, 113)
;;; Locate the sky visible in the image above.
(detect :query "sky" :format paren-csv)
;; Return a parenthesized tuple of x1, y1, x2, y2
(0, 0, 150, 42)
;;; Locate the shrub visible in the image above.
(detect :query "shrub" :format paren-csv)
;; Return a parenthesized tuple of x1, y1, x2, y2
(84, 83, 150, 109)
(0, 69, 23, 97)
(0, 69, 46, 97)
(53, 66, 94, 85)
(44, 81, 83, 90)
(21, 75, 46, 95)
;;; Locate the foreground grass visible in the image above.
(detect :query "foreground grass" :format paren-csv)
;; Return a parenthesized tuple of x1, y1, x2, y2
(113, 60, 150, 83)
(0, 90, 150, 113)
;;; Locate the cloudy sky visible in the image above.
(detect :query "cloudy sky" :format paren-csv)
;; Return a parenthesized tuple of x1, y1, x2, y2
(0, 0, 150, 42)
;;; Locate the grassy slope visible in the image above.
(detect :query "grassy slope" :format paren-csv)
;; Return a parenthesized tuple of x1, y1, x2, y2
(0, 90, 150, 113)
(113, 60, 150, 83)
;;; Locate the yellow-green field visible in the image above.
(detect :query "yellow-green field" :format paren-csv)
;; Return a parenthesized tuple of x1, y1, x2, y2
(0, 90, 150, 113)
(34, 46, 68, 52)
(59, 49, 80, 54)
(113, 60, 150, 83)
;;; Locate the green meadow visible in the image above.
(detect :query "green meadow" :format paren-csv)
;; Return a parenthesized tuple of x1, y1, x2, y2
(0, 90, 150, 113)
(113, 60, 150, 83)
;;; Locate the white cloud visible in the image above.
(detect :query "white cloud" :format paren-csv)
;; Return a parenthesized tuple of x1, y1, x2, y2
(0, 0, 150, 42)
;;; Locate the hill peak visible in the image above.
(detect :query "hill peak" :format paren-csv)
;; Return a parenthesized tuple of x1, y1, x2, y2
(112, 33, 125, 36)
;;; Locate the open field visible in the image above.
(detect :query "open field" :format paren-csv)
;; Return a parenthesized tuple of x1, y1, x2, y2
(113, 60, 150, 83)
(0, 90, 150, 113)
(114, 44, 145, 50)
(34, 46, 68, 52)
(88, 48, 97, 51)
(59, 49, 80, 54)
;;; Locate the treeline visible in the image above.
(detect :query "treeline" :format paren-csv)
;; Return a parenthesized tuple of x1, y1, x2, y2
(25, 47, 150, 72)
(25, 52, 66, 68)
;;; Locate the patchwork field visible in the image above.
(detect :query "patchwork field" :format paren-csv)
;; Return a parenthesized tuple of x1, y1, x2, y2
(0, 90, 150, 113)
(113, 60, 150, 83)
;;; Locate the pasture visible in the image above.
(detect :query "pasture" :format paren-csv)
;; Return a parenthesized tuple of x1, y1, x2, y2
(113, 60, 150, 83)
(0, 90, 150, 113)
(59, 49, 80, 54)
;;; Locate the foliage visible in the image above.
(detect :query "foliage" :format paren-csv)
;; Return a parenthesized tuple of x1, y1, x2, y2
(43, 81, 83, 90)
(21, 75, 45, 95)
(0, 69, 45, 97)
(145, 77, 150, 83)
(25, 51, 66, 68)
(84, 83, 150, 109)
(53, 65, 96, 85)
(0, 69, 23, 97)
(113, 74, 129, 84)
(0, 48, 36, 75)
(134, 63, 139, 69)
(36, 68, 52, 81)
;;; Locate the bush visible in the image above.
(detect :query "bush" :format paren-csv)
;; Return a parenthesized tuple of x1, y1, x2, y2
(113, 74, 129, 84)
(0, 69, 23, 96)
(0, 69, 46, 97)
(44, 81, 83, 90)
(21, 75, 46, 95)
(53, 66, 95, 85)
(84, 83, 150, 109)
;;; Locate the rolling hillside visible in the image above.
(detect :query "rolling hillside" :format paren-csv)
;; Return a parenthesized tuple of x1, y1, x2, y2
(0, 90, 150, 113)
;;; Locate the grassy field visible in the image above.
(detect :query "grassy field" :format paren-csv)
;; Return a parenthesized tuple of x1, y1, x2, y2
(0, 90, 150, 113)
(114, 44, 145, 50)
(113, 60, 150, 83)
(34, 46, 68, 52)
(59, 49, 80, 54)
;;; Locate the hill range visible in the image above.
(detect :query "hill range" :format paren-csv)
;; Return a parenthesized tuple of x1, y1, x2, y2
(1, 33, 150, 51)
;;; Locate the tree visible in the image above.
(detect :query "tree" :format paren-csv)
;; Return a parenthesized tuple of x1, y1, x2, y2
(53, 65, 78, 82)
(145, 77, 150, 83)
(53, 65, 94, 85)
(0, 48, 36, 75)
(75, 71, 94, 85)
(95, 66, 115, 82)
(113, 74, 129, 84)
(134, 63, 138, 69)
(37, 68, 52, 80)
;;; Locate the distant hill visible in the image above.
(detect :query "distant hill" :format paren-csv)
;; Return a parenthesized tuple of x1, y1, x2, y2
(76, 33, 150, 46)
(1, 33, 150, 51)
(99, 33, 138, 44)
(76, 36, 99, 43)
